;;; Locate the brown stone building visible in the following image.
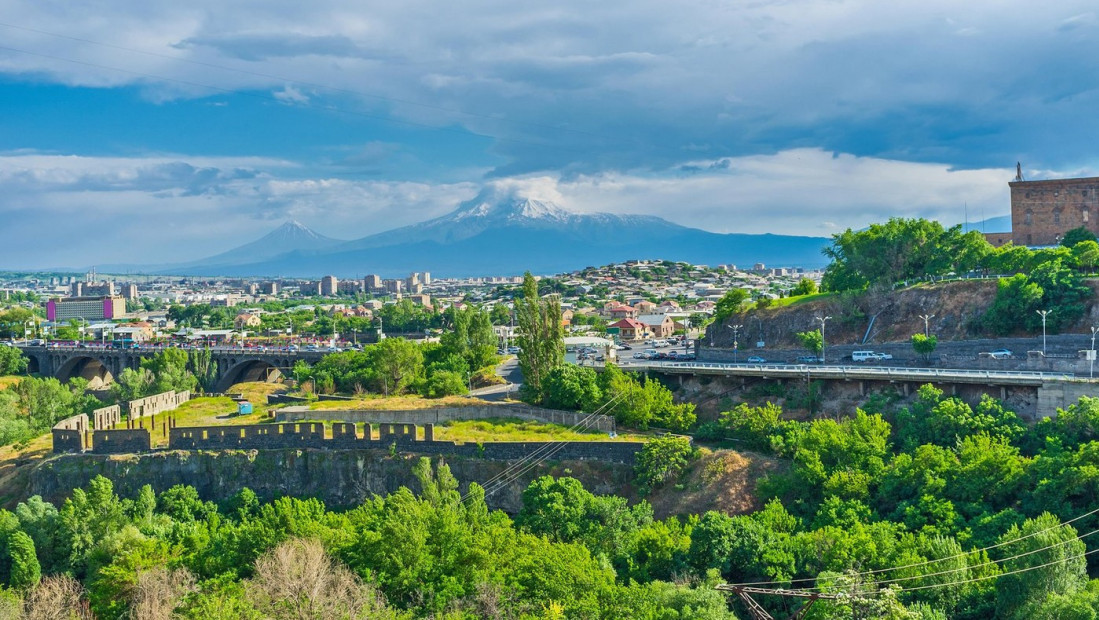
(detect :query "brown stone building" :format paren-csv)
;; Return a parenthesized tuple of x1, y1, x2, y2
(1002, 174, 1099, 246)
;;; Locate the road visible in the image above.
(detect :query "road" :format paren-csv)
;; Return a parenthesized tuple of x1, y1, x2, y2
(470, 356, 523, 401)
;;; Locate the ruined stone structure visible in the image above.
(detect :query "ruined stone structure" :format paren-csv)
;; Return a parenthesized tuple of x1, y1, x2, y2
(993, 174, 1099, 247)
(274, 404, 617, 433)
(92, 405, 121, 430)
(128, 391, 190, 419)
(51, 421, 645, 464)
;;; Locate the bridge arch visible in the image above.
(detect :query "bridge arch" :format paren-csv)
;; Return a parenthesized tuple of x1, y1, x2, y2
(55, 355, 114, 388)
(216, 359, 282, 392)
(20, 351, 41, 375)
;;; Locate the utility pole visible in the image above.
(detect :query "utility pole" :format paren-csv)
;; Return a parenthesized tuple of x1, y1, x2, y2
(716, 585, 841, 620)
(1037, 309, 1050, 355)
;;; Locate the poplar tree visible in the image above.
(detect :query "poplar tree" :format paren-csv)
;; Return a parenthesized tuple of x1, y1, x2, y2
(515, 272, 564, 401)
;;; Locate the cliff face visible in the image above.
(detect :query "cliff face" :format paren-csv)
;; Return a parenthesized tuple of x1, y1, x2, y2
(27, 448, 638, 514)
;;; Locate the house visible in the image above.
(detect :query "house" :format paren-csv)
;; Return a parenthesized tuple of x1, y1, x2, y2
(606, 304, 638, 319)
(234, 313, 262, 329)
(610, 318, 646, 341)
(633, 300, 658, 314)
(637, 314, 676, 339)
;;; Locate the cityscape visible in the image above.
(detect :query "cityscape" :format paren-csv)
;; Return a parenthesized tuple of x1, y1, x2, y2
(2, 2, 1099, 618)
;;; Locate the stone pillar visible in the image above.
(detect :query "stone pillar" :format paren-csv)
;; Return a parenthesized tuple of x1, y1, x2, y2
(424, 423, 434, 442)
(363, 423, 372, 441)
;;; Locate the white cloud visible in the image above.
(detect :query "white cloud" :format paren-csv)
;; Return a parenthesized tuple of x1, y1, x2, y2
(0, 148, 1025, 269)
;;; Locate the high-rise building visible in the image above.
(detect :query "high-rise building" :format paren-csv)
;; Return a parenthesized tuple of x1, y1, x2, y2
(47, 296, 126, 321)
(422, 272, 431, 285)
(70, 282, 84, 297)
(262, 282, 280, 295)
(320, 275, 338, 296)
(364, 274, 383, 291)
(121, 283, 138, 300)
(384, 279, 403, 296)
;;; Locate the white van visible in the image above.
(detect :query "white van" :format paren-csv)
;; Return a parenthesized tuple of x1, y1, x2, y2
(852, 351, 877, 362)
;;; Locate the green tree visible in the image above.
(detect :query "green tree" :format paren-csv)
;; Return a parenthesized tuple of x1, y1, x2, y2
(141, 348, 198, 394)
(110, 367, 155, 403)
(540, 365, 602, 412)
(8, 530, 40, 590)
(187, 348, 219, 393)
(712, 288, 749, 323)
(996, 514, 1088, 619)
(1061, 226, 1097, 247)
(0, 346, 28, 375)
(515, 272, 564, 401)
(912, 333, 938, 363)
(797, 329, 823, 356)
(635, 436, 695, 495)
(790, 277, 818, 296)
(368, 338, 424, 396)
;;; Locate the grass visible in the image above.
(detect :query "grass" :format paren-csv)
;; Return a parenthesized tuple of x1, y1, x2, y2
(764, 292, 837, 309)
(309, 395, 492, 410)
(434, 417, 645, 443)
(115, 382, 284, 447)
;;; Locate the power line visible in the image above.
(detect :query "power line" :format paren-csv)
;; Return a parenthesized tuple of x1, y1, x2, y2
(720, 503, 1099, 589)
(896, 545, 1099, 594)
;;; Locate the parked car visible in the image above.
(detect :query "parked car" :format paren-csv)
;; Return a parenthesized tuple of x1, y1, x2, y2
(988, 349, 1013, 359)
(633, 352, 647, 359)
(746, 355, 767, 363)
(873, 352, 894, 361)
(507, 346, 521, 354)
(795, 355, 820, 364)
(617, 343, 632, 350)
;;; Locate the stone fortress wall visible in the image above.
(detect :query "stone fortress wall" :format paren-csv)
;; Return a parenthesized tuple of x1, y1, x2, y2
(1005, 175, 1099, 246)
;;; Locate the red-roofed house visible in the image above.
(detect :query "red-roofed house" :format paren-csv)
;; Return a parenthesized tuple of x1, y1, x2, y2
(606, 304, 639, 319)
(611, 318, 646, 341)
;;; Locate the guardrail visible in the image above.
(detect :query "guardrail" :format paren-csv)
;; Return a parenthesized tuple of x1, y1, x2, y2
(637, 361, 1080, 385)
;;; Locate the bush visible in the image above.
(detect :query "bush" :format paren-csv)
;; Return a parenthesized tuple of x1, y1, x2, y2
(636, 436, 696, 495)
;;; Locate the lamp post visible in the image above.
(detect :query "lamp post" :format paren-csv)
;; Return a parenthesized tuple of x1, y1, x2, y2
(814, 315, 831, 364)
(918, 314, 935, 337)
(23, 319, 33, 344)
(1037, 310, 1050, 355)
(1091, 326, 1099, 380)
(754, 316, 764, 348)
(729, 324, 742, 363)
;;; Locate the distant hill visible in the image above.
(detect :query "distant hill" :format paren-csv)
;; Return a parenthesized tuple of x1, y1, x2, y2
(177, 220, 344, 269)
(161, 190, 830, 277)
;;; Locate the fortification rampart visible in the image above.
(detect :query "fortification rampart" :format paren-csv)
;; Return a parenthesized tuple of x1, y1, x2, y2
(128, 390, 190, 419)
(274, 404, 617, 432)
(53, 421, 644, 464)
(50, 413, 89, 453)
(92, 405, 121, 430)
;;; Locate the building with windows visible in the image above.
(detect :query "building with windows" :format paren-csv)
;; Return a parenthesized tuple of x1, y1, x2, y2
(984, 168, 1099, 247)
(47, 296, 126, 322)
(319, 275, 338, 296)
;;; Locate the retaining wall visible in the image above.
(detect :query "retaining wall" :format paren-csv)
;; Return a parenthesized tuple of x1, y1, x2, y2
(274, 404, 617, 432)
(91, 429, 150, 454)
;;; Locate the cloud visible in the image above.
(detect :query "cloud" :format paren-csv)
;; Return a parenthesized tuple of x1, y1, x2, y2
(0, 148, 1027, 270)
(2, 0, 1099, 175)
(272, 85, 310, 105)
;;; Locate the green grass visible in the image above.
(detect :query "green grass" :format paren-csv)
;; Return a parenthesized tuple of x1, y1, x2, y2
(764, 292, 837, 309)
(435, 417, 644, 443)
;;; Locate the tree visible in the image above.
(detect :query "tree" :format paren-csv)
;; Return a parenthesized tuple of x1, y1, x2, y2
(797, 329, 823, 356)
(110, 368, 155, 403)
(1061, 226, 1097, 247)
(367, 338, 424, 396)
(635, 436, 695, 495)
(912, 333, 938, 363)
(995, 514, 1087, 619)
(540, 365, 601, 412)
(790, 277, 818, 296)
(712, 289, 749, 323)
(141, 348, 197, 394)
(515, 272, 564, 401)
(8, 530, 41, 590)
(0, 346, 28, 375)
(187, 349, 219, 393)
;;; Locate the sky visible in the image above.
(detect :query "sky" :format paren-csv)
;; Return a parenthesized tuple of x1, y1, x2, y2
(3, 0, 1099, 268)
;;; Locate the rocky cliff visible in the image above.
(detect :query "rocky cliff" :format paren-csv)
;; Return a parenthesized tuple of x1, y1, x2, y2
(28, 448, 637, 514)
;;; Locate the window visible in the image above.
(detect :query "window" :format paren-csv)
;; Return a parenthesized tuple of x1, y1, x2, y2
(1085, 209, 1090, 223)
(1025, 209, 1033, 225)
(1054, 210, 1062, 224)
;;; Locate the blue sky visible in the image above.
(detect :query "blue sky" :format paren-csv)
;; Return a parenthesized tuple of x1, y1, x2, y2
(2, 1, 1099, 268)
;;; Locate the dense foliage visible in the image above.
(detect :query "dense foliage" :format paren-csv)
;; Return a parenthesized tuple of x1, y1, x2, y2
(0, 465, 739, 619)
(0, 377, 101, 447)
(515, 272, 565, 402)
(537, 363, 696, 432)
(697, 388, 1099, 619)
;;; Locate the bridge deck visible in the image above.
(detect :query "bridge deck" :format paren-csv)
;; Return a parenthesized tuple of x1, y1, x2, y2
(640, 361, 1081, 386)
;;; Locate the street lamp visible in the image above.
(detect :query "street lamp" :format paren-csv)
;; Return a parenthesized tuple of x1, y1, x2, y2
(814, 315, 831, 364)
(729, 324, 742, 363)
(1091, 326, 1099, 379)
(918, 314, 935, 338)
(754, 316, 765, 348)
(1037, 309, 1050, 355)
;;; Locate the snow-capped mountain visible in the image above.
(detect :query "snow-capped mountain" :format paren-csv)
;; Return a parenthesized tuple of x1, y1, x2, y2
(178, 220, 344, 269)
(164, 191, 829, 277)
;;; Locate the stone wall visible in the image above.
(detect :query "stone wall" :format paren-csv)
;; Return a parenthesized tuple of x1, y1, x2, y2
(91, 429, 149, 454)
(1009, 176, 1099, 246)
(1037, 382, 1099, 419)
(128, 390, 190, 419)
(77, 421, 644, 465)
(92, 405, 121, 430)
(50, 414, 89, 453)
(274, 404, 617, 432)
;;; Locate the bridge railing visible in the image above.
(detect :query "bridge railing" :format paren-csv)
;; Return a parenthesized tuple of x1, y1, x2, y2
(647, 361, 1079, 382)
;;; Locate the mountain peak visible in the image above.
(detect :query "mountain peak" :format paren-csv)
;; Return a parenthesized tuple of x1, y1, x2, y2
(453, 196, 573, 223)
